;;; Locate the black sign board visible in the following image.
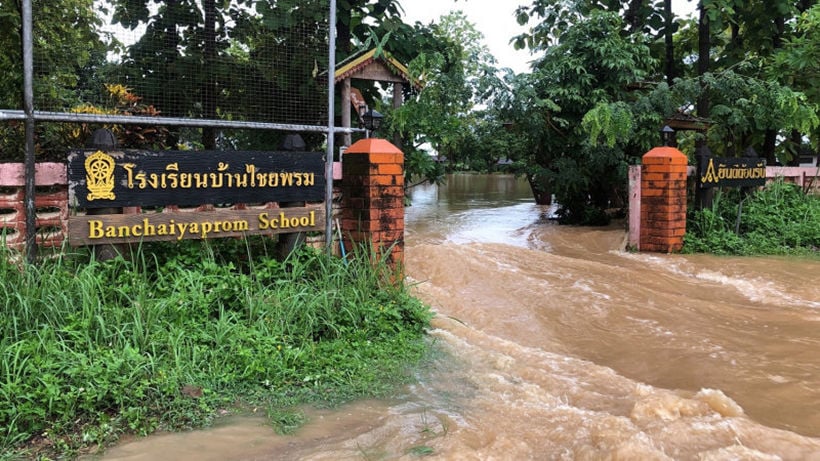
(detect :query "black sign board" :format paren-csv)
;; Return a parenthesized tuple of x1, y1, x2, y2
(68, 150, 325, 208)
(699, 157, 766, 189)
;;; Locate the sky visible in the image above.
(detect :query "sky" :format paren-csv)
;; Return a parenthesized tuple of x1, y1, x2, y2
(401, 1, 533, 73)
(400, 0, 699, 74)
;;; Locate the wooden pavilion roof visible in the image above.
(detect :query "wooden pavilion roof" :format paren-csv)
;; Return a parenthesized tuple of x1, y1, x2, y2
(333, 48, 422, 90)
(664, 112, 713, 132)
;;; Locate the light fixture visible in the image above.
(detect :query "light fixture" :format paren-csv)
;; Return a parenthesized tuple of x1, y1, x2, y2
(660, 125, 676, 147)
(361, 108, 384, 133)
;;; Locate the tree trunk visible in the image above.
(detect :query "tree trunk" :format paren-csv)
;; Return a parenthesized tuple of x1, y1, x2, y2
(695, 1, 713, 210)
(527, 174, 552, 205)
(337, 5, 351, 54)
(664, 0, 674, 86)
(797, 0, 814, 13)
(697, 0, 710, 120)
(624, 0, 646, 33)
(787, 129, 802, 166)
(762, 14, 786, 165)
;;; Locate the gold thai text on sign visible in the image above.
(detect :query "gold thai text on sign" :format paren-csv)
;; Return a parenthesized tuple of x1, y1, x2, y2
(699, 157, 766, 189)
(67, 150, 326, 208)
(120, 162, 316, 191)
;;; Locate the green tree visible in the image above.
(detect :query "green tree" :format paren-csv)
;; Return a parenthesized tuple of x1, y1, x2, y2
(0, 0, 106, 109)
(502, 10, 659, 221)
(770, 3, 820, 156)
(385, 11, 499, 183)
(0, 0, 108, 161)
(109, 0, 410, 150)
(110, 0, 260, 148)
(336, 0, 405, 54)
(506, 0, 819, 221)
(224, 0, 332, 150)
(513, 0, 675, 77)
(678, 0, 820, 163)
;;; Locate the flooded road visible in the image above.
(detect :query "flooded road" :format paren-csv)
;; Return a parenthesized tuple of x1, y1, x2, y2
(101, 174, 820, 460)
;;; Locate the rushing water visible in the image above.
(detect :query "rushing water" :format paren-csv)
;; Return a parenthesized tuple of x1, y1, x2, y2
(100, 174, 820, 460)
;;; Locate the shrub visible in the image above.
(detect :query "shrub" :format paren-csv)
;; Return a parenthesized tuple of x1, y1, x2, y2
(684, 179, 820, 255)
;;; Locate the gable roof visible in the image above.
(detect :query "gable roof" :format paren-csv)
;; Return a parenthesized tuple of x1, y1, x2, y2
(334, 48, 422, 90)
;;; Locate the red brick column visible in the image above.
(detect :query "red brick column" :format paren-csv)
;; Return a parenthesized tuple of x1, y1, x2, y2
(341, 139, 405, 267)
(640, 146, 688, 252)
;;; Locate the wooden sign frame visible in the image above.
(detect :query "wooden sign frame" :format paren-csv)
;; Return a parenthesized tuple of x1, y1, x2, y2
(68, 206, 325, 246)
(66, 149, 328, 246)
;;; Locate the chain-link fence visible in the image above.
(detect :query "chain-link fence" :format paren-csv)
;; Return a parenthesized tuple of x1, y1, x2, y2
(1, 0, 333, 159)
(1, 0, 342, 260)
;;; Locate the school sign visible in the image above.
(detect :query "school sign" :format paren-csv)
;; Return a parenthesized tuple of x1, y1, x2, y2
(698, 157, 766, 189)
(67, 150, 326, 245)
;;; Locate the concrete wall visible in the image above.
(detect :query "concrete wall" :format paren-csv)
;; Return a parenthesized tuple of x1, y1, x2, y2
(0, 163, 68, 250)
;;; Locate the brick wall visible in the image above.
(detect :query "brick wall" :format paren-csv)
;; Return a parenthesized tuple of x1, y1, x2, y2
(639, 147, 688, 252)
(341, 138, 405, 267)
(0, 163, 68, 250)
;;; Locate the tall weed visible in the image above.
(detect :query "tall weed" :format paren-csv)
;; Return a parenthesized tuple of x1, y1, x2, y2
(684, 179, 820, 255)
(0, 240, 431, 458)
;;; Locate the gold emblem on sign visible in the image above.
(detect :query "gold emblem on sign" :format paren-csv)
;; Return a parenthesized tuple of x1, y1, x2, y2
(85, 150, 117, 201)
(700, 158, 717, 184)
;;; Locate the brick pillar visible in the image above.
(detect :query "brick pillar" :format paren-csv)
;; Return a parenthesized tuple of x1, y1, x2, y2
(341, 138, 405, 267)
(640, 146, 688, 252)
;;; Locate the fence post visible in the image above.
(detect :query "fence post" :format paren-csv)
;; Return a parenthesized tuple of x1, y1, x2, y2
(640, 146, 688, 253)
(274, 134, 307, 260)
(341, 138, 404, 268)
(627, 165, 642, 249)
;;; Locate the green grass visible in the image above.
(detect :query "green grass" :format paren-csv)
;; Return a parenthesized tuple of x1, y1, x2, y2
(684, 179, 820, 256)
(0, 238, 433, 459)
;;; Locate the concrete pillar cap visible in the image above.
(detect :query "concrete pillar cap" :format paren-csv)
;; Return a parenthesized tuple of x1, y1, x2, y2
(345, 138, 402, 155)
(642, 146, 688, 165)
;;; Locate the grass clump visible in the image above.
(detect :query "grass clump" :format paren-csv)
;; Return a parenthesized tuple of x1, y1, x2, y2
(683, 179, 820, 255)
(0, 239, 432, 459)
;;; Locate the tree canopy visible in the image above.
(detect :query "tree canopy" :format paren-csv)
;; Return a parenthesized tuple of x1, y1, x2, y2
(495, 0, 820, 222)
(1, 0, 818, 220)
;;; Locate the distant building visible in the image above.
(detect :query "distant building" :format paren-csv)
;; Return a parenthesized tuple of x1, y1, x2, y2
(798, 148, 818, 168)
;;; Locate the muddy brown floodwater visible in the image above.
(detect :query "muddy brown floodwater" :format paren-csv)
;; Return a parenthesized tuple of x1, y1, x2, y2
(98, 174, 820, 460)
